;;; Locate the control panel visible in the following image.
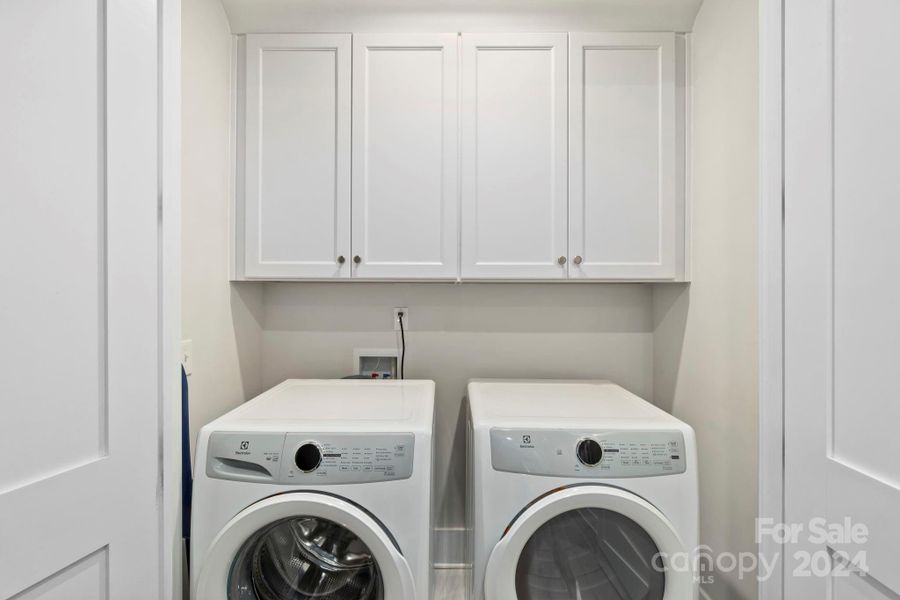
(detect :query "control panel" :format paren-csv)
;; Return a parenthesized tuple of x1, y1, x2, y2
(206, 431, 415, 484)
(280, 433, 414, 484)
(491, 429, 686, 478)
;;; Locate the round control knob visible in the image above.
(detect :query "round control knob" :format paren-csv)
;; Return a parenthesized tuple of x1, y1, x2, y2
(295, 443, 322, 472)
(576, 439, 603, 466)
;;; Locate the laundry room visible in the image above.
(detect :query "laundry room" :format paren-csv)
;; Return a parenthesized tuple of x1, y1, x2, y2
(181, 0, 757, 599)
(12, 0, 900, 599)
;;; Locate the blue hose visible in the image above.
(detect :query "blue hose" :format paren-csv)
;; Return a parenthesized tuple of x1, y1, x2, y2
(181, 365, 192, 560)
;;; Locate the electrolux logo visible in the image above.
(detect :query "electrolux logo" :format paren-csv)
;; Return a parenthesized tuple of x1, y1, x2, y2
(520, 434, 535, 449)
(236, 440, 251, 455)
(240, 441, 250, 450)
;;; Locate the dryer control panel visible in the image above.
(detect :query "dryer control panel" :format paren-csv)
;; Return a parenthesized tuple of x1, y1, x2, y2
(206, 432, 414, 484)
(491, 429, 686, 478)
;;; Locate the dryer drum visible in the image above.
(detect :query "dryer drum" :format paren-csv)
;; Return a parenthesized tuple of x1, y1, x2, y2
(228, 516, 384, 600)
(514, 508, 666, 600)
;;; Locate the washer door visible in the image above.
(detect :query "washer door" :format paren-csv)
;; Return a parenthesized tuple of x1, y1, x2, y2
(195, 493, 415, 600)
(484, 486, 693, 600)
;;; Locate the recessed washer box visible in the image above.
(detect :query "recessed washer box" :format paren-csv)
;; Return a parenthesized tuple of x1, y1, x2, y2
(353, 347, 399, 378)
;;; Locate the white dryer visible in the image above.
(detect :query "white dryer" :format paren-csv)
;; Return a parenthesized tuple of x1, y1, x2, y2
(191, 379, 435, 600)
(467, 380, 699, 600)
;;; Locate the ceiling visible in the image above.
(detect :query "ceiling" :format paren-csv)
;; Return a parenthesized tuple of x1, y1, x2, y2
(221, 0, 705, 34)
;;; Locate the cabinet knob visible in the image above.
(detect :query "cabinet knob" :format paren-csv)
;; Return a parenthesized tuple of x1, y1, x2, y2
(353, 255, 362, 264)
(558, 256, 567, 265)
(573, 255, 583, 265)
(337, 256, 346, 265)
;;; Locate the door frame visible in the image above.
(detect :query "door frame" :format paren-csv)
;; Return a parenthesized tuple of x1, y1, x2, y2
(161, 0, 183, 597)
(758, 0, 785, 598)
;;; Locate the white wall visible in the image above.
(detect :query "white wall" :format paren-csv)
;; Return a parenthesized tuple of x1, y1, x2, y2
(653, 0, 759, 598)
(260, 282, 655, 560)
(182, 0, 263, 460)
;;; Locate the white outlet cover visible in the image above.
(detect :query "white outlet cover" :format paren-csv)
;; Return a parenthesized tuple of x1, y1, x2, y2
(181, 339, 193, 376)
(393, 307, 409, 331)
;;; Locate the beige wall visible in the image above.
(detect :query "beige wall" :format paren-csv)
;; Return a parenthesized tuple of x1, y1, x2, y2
(653, 0, 759, 598)
(182, 0, 263, 460)
(260, 282, 656, 561)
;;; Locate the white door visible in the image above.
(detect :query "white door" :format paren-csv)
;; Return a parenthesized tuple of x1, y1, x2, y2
(0, 0, 163, 597)
(784, 0, 900, 597)
(568, 33, 677, 280)
(242, 34, 351, 279)
(461, 33, 568, 279)
(351, 34, 459, 280)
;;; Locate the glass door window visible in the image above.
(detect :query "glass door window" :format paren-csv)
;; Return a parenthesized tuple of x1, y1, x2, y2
(515, 508, 665, 600)
(227, 516, 384, 600)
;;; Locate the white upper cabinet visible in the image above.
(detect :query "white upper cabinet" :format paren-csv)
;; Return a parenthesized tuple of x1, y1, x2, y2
(241, 34, 351, 279)
(568, 33, 678, 279)
(460, 33, 569, 279)
(352, 34, 459, 279)
(234, 31, 687, 282)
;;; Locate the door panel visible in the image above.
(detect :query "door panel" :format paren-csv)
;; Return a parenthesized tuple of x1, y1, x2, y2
(461, 33, 568, 279)
(352, 34, 458, 279)
(830, 0, 900, 488)
(0, 0, 106, 496)
(13, 548, 108, 600)
(0, 0, 162, 597)
(568, 33, 677, 280)
(243, 34, 351, 279)
(785, 0, 900, 596)
(831, 566, 899, 600)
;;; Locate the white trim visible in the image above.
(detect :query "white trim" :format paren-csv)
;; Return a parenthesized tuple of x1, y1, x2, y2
(195, 493, 416, 599)
(483, 486, 695, 600)
(681, 32, 692, 282)
(758, 0, 784, 599)
(228, 35, 240, 281)
(159, 0, 182, 597)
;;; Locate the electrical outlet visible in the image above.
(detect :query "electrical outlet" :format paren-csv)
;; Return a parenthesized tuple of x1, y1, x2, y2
(181, 339, 193, 376)
(393, 307, 409, 331)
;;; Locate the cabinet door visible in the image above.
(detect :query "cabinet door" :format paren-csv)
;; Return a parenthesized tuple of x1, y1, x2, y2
(569, 33, 677, 279)
(352, 34, 459, 279)
(461, 33, 569, 279)
(242, 34, 351, 279)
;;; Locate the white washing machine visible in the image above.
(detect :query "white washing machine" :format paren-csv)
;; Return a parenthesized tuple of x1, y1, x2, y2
(467, 380, 699, 600)
(191, 379, 435, 600)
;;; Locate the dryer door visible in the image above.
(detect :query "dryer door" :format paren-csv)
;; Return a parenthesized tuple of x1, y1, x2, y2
(484, 486, 695, 600)
(195, 493, 415, 600)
